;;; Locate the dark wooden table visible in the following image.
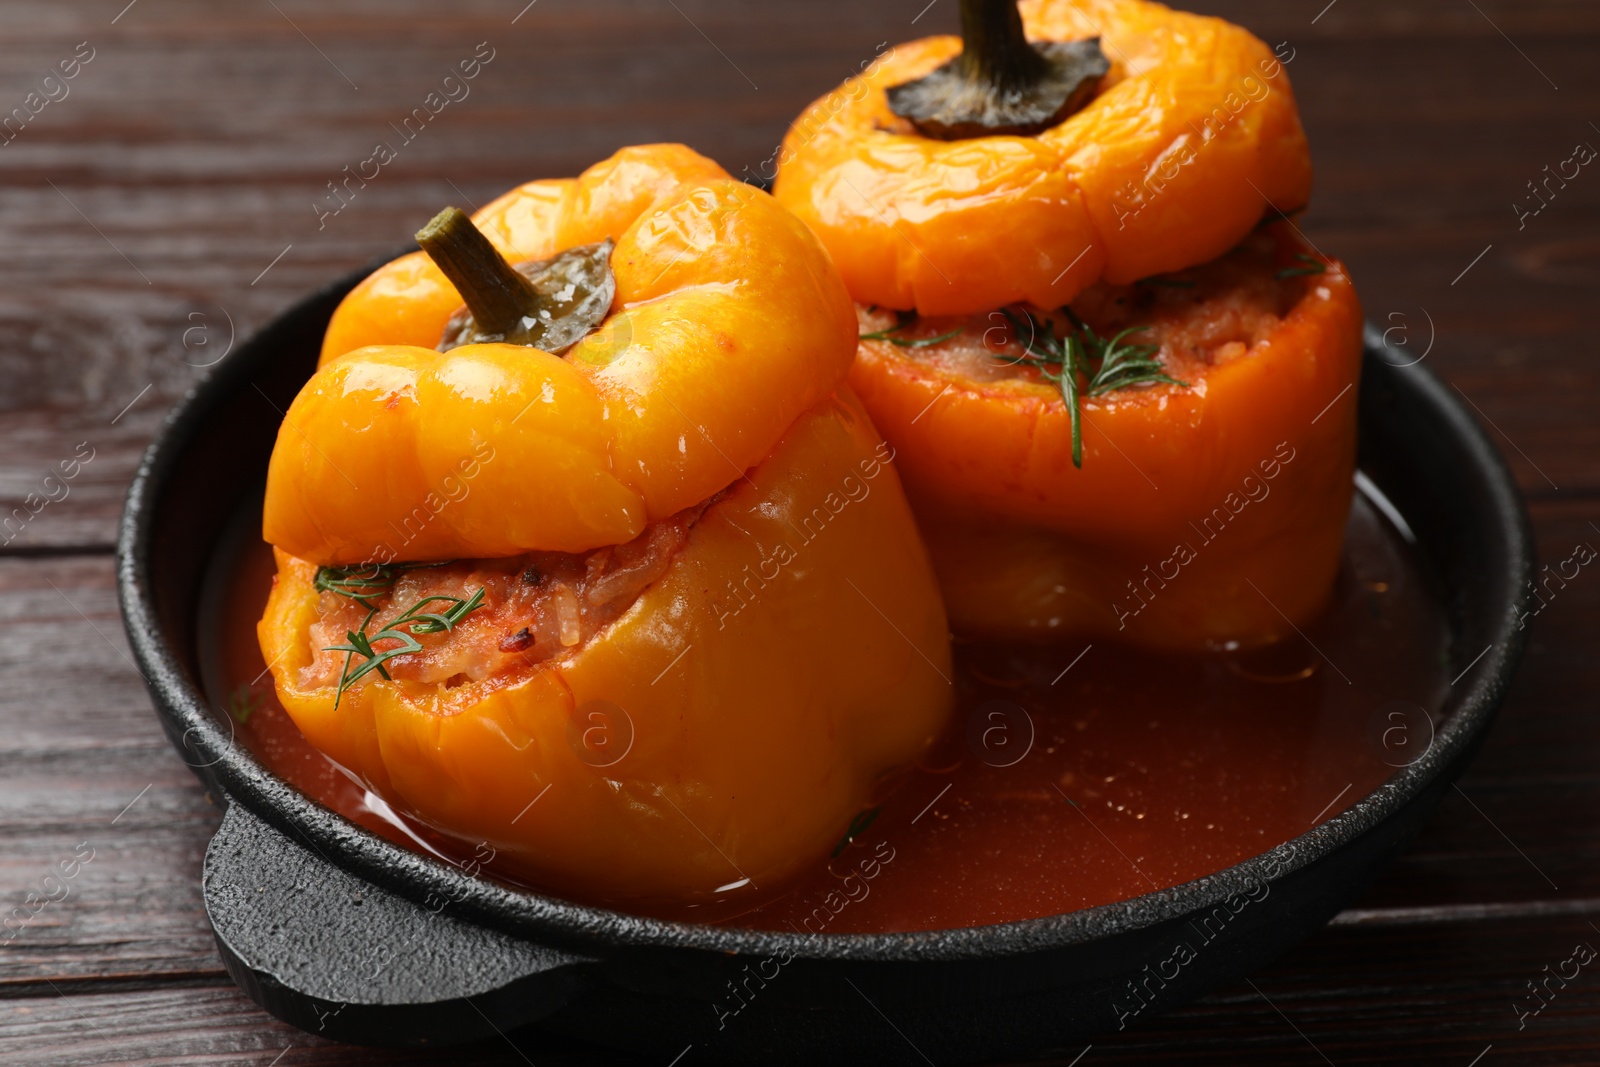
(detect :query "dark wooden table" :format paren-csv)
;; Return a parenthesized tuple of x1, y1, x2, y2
(2, 0, 1596, 1063)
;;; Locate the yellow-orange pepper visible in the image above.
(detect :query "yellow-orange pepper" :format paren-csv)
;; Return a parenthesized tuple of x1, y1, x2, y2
(773, 0, 1359, 649)
(270, 145, 858, 563)
(855, 226, 1363, 649)
(772, 0, 1312, 315)
(260, 393, 950, 905)
(257, 146, 953, 904)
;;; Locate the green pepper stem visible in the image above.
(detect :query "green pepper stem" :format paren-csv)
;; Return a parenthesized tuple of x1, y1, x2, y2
(415, 207, 538, 339)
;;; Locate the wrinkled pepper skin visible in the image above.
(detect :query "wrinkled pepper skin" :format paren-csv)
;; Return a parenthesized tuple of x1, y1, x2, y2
(852, 230, 1363, 649)
(772, 0, 1311, 316)
(260, 393, 952, 904)
(257, 144, 953, 903)
(268, 146, 857, 564)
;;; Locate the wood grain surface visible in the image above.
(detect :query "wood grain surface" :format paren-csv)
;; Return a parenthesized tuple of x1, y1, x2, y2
(1, 0, 1597, 1063)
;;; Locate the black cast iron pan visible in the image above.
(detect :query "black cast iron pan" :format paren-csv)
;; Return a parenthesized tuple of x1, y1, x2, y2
(116, 253, 1532, 1065)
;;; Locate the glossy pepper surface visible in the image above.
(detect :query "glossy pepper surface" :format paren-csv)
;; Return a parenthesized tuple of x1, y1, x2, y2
(260, 393, 950, 904)
(268, 145, 857, 564)
(256, 145, 953, 904)
(772, 0, 1312, 316)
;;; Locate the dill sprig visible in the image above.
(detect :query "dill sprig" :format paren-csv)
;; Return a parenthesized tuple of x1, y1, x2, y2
(1001, 307, 1189, 468)
(324, 587, 487, 707)
(859, 310, 964, 349)
(1070, 311, 1188, 399)
(227, 684, 262, 725)
(832, 806, 881, 857)
(1275, 253, 1326, 279)
(314, 561, 455, 611)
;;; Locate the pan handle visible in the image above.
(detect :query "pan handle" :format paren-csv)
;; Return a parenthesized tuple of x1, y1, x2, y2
(203, 800, 597, 1046)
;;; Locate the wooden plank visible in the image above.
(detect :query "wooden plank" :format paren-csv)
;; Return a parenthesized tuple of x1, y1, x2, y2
(0, 555, 224, 989)
(1090, 912, 1600, 1065)
(5, 910, 1600, 1065)
(0, 818, 223, 993)
(0, 985, 622, 1066)
(0, 555, 166, 752)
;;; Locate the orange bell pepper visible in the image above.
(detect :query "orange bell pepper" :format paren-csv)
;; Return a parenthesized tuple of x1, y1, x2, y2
(270, 145, 859, 564)
(772, 0, 1311, 316)
(773, 1, 1353, 649)
(849, 223, 1362, 649)
(256, 145, 953, 904)
(259, 393, 950, 905)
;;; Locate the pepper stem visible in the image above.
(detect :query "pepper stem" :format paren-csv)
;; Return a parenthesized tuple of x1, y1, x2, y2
(885, 0, 1108, 140)
(958, 0, 1049, 93)
(415, 207, 538, 340)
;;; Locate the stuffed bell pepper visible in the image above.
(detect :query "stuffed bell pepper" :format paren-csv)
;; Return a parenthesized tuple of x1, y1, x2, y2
(773, 0, 1363, 650)
(258, 145, 953, 907)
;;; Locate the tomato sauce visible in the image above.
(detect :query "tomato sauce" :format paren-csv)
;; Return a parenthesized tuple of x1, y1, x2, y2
(204, 483, 1448, 933)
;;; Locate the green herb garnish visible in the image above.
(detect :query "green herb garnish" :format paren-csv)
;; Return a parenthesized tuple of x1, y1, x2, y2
(1073, 312, 1188, 398)
(1275, 253, 1326, 279)
(860, 310, 965, 349)
(324, 587, 486, 707)
(832, 806, 881, 857)
(314, 561, 455, 611)
(861, 326, 965, 348)
(227, 684, 262, 725)
(1001, 307, 1188, 468)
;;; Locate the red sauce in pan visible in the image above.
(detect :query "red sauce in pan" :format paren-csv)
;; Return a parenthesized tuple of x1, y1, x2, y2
(207, 485, 1448, 932)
